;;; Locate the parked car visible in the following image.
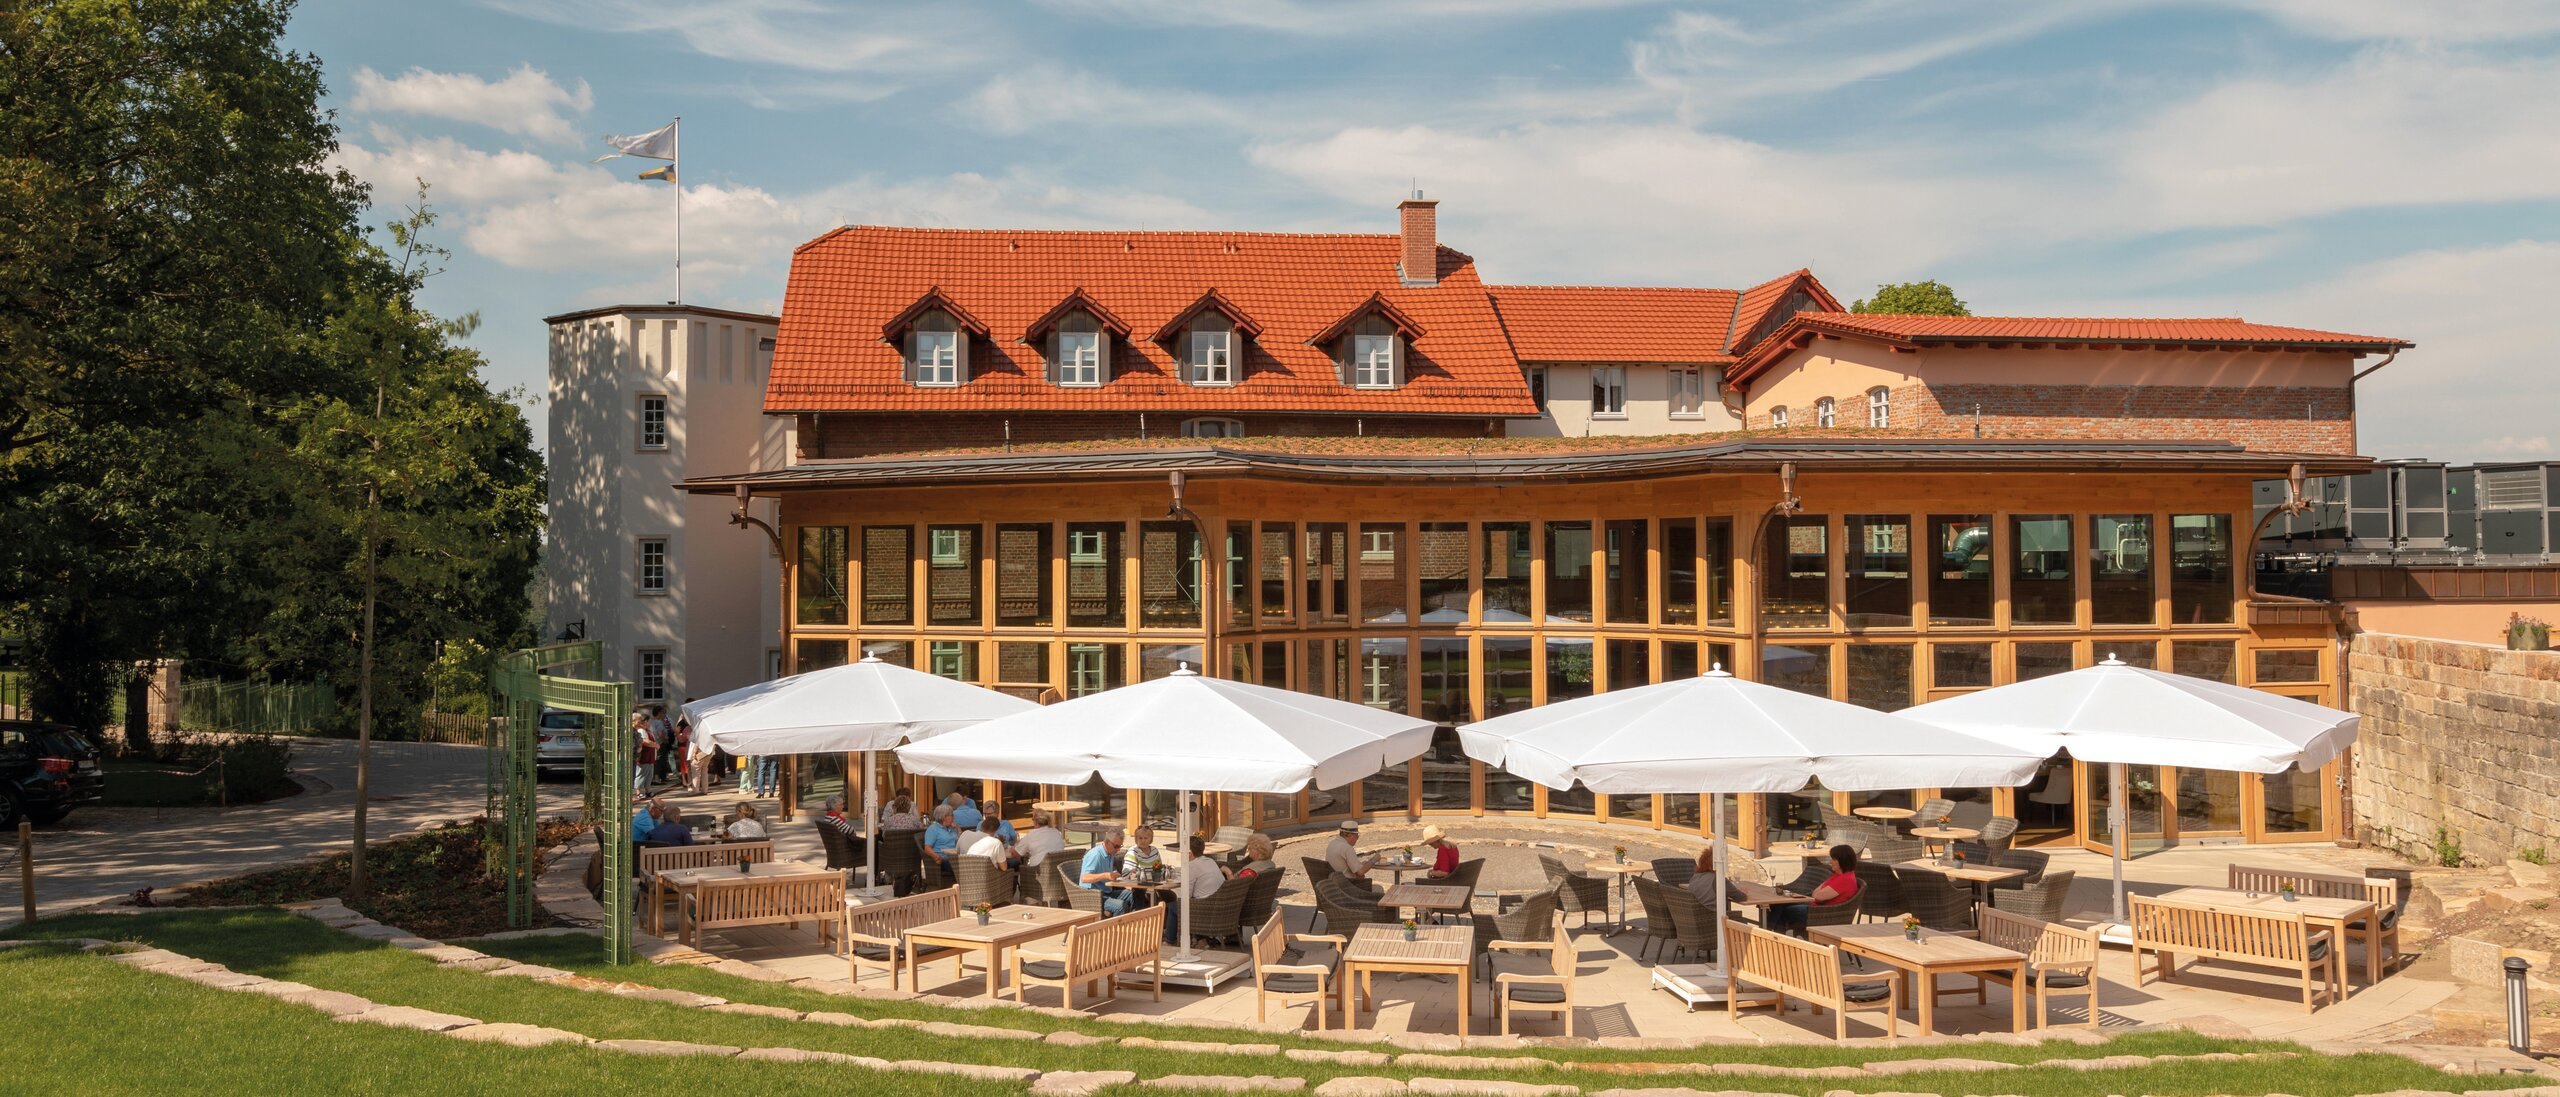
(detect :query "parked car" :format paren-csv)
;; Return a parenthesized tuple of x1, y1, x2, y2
(534, 708, 589, 778)
(1, 720, 104, 827)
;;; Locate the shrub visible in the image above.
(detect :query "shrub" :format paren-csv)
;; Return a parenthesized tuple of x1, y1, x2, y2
(2521, 847, 2549, 866)
(2435, 826, 2464, 868)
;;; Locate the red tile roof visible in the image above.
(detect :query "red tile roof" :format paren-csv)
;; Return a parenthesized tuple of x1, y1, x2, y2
(1724, 269, 1842, 353)
(766, 227, 1538, 417)
(1486, 285, 1741, 365)
(1730, 311, 2412, 385)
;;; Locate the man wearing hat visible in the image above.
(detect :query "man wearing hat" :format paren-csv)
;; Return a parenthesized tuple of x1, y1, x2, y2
(1324, 820, 1378, 895)
(1420, 825, 1460, 880)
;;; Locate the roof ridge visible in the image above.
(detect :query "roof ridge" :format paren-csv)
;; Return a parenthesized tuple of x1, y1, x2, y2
(825, 225, 1407, 241)
(1814, 311, 2252, 323)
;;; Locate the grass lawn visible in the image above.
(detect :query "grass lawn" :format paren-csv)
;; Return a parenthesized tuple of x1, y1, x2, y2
(9, 909, 2537, 1097)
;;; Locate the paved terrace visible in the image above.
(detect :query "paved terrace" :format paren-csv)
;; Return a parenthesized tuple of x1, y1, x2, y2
(641, 782, 2451, 1048)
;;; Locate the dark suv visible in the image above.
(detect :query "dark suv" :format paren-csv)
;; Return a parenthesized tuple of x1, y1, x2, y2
(1, 721, 104, 827)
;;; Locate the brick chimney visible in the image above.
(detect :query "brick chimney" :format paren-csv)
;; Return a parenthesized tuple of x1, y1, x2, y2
(1398, 194, 1438, 287)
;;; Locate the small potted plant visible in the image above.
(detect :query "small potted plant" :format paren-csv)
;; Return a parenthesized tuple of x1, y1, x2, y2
(1952, 846, 1967, 868)
(1612, 844, 1628, 865)
(973, 901, 993, 925)
(1401, 918, 1419, 942)
(2278, 883, 2297, 903)
(1401, 845, 1414, 863)
(2511, 612, 2551, 652)
(1901, 914, 1922, 942)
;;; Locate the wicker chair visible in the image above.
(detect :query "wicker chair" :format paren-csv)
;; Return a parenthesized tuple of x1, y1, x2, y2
(1863, 833, 1924, 867)
(1817, 804, 1872, 848)
(1802, 895, 1861, 937)
(1059, 862, 1105, 914)
(917, 851, 950, 894)
(1017, 852, 1072, 907)
(873, 828, 926, 896)
(1951, 840, 1997, 864)
(1539, 855, 1611, 929)
(1911, 798, 1956, 829)
(1782, 859, 1831, 895)
(1649, 856, 1696, 887)
(1977, 816, 2019, 853)
(1301, 857, 1335, 889)
(953, 854, 1016, 909)
(1442, 857, 1486, 894)
(1891, 864, 1977, 932)
(1186, 875, 1255, 947)
(1989, 868, 2075, 923)
(1213, 825, 1256, 868)
(814, 822, 854, 870)
(1657, 885, 1719, 963)
(1238, 866, 1286, 933)
(1996, 848, 2051, 887)
(1723, 855, 1772, 887)
(1313, 876, 1398, 937)
(1853, 862, 1904, 923)
(1473, 888, 1557, 981)
(1629, 876, 1678, 961)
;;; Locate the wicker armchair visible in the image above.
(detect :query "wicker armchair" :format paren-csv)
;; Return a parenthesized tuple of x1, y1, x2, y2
(1238, 866, 1286, 933)
(953, 854, 1016, 909)
(1186, 875, 1255, 947)
(1213, 826, 1256, 868)
(1472, 888, 1557, 981)
(814, 822, 854, 870)
(1781, 859, 1831, 895)
(1059, 862, 1104, 914)
(1441, 857, 1486, 894)
(873, 828, 926, 896)
(1538, 854, 1610, 929)
(1017, 852, 1073, 907)
(1649, 856, 1696, 887)
(1990, 868, 2075, 923)
(1657, 885, 1719, 963)
(1629, 876, 1678, 961)
(1977, 816, 2019, 853)
(1996, 848, 2050, 887)
(1301, 857, 1335, 889)
(1802, 895, 1860, 937)
(1912, 798, 1956, 829)
(1313, 876, 1398, 937)
(1853, 862, 1904, 923)
(918, 851, 950, 894)
(1863, 833, 1924, 867)
(1891, 864, 1977, 932)
(1817, 804, 1871, 848)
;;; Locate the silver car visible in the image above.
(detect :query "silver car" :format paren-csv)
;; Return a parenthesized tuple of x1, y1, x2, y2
(534, 709, 589, 778)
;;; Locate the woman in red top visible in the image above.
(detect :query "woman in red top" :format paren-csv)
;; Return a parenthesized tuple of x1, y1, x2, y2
(1421, 825, 1460, 878)
(1766, 844, 1860, 936)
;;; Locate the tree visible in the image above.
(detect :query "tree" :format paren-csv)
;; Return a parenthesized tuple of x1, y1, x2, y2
(285, 192, 543, 897)
(1850, 281, 1970, 316)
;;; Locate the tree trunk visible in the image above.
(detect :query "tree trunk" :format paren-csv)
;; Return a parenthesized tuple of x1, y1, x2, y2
(350, 382, 383, 900)
(122, 673, 151, 756)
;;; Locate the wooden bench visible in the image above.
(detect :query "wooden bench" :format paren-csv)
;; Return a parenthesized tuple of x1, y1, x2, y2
(638, 841, 773, 933)
(2227, 863, 2401, 978)
(1976, 907, 2101, 1028)
(1009, 905, 1165, 1010)
(1725, 920, 1899, 1040)
(2129, 894, 2334, 1013)
(680, 872, 842, 950)
(842, 890, 961, 989)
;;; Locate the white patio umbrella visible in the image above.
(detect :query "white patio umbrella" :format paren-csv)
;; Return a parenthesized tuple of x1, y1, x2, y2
(897, 665, 1434, 961)
(1458, 667, 2046, 995)
(683, 655, 1039, 891)
(1904, 656, 2359, 924)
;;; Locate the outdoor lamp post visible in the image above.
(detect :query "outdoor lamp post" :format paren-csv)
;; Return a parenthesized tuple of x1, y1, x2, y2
(2507, 956, 2533, 1056)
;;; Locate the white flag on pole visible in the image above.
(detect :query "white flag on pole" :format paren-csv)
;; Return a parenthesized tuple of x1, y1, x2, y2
(594, 119, 678, 162)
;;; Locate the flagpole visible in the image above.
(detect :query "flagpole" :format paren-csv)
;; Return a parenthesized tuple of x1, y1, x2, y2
(672, 115, 683, 304)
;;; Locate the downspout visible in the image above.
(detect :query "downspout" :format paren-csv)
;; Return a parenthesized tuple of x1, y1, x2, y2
(730, 484, 797, 821)
(1166, 469, 1218, 843)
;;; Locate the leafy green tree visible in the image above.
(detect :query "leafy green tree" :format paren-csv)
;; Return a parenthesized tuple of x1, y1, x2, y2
(1850, 280, 1971, 316)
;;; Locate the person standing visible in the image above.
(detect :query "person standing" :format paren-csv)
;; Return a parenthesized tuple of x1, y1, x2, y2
(648, 705, 676, 785)
(672, 704, 696, 791)
(628, 712, 655, 794)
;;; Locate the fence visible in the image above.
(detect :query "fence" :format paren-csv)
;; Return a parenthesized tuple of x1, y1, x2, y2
(161, 680, 335, 736)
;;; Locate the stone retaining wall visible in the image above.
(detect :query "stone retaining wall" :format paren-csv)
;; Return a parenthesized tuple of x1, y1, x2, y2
(2349, 633, 2560, 865)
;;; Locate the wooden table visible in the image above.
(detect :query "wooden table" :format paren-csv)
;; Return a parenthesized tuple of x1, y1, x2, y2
(1811, 923, 2029, 1036)
(1853, 806, 1917, 826)
(903, 905, 1098, 997)
(1364, 852, 1432, 885)
(2159, 885, 2378, 986)
(1907, 825, 1979, 856)
(1379, 883, 1473, 922)
(1724, 880, 1811, 925)
(653, 859, 834, 939)
(1895, 858, 2028, 907)
(1341, 923, 1473, 1034)
(1586, 860, 1652, 934)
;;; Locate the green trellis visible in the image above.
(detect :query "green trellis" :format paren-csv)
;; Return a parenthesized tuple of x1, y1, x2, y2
(491, 640, 634, 964)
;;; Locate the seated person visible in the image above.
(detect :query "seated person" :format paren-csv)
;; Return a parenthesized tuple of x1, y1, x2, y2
(1232, 833, 1278, 880)
(725, 802, 768, 841)
(1324, 821, 1377, 892)
(921, 806, 962, 870)
(818, 795, 861, 839)
(1685, 845, 1720, 902)
(644, 805, 694, 846)
(1421, 825, 1460, 879)
(1120, 825, 1165, 878)
(629, 798, 663, 842)
(946, 792, 983, 830)
(1078, 827, 1144, 915)
(878, 793, 924, 832)
(1014, 811, 1067, 868)
(1163, 835, 1231, 946)
(961, 816, 1014, 870)
(1764, 844, 1859, 936)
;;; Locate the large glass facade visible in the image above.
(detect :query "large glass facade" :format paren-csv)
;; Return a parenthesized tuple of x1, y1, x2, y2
(1483, 637, 1534, 811)
(1226, 522, 1252, 627)
(1305, 523, 1349, 622)
(1544, 521, 1594, 623)
(2089, 515, 2155, 625)
(1843, 515, 1913, 629)
(1360, 523, 1409, 624)
(926, 524, 980, 624)
(1360, 638, 1408, 710)
(1604, 519, 1648, 625)
(1419, 523, 1470, 622)
(2015, 641, 2075, 681)
(1662, 519, 1698, 625)
(1928, 515, 1993, 627)
(1763, 643, 1830, 696)
(1845, 644, 1913, 711)
(861, 526, 913, 624)
(796, 526, 848, 626)
(1482, 522, 1533, 623)
(1417, 638, 1469, 724)
(1605, 638, 1649, 693)
(1066, 523, 1123, 628)
(1933, 643, 1992, 689)
(2170, 514, 2236, 624)
(796, 639, 849, 674)
(1137, 521, 1202, 628)
(1418, 726, 1472, 813)
(1764, 515, 1829, 629)
(2011, 515, 2074, 625)
(1259, 523, 1294, 621)
(1703, 518, 1734, 626)
(995, 524, 1051, 626)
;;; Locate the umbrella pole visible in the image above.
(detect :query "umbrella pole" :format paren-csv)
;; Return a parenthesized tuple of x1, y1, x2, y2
(1175, 790, 1197, 963)
(863, 749, 880, 895)
(2110, 760, 2128, 926)
(1710, 792, 1729, 981)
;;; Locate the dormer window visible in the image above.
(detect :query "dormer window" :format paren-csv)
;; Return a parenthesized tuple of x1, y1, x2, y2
(1353, 334, 1396, 389)
(1058, 331, 1101, 386)
(1182, 417, 1244, 438)
(915, 330, 959, 386)
(1025, 290, 1127, 389)
(1190, 330, 1232, 385)
(882, 288, 986, 388)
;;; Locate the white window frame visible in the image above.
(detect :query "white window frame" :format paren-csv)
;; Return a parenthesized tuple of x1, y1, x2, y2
(929, 528, 965, 566)
(1591, 366, 1627, 418)
(928, 640, 970, 681)
(1868, 386, 1890, 428)
(637, 537, 669, 595)
(1068, 529, 1108, 564)
(637, 394, 669, 450)
(1068, 643, 1109, 697)
(1056, 330, 1101, 386)
(1770, 406, 1789, 429)
(1188, 330, 1232, 386)
(1527, 367, 1549, 413)
(1361, 654, 1394, 707)
(1181, 418, 1244, 439)
(1669, 369, 1704, 419)
(1360, 527, 1395, 561)
(1353, 334, 1396, 389)
(915, 330, 959, 386)
(637, 649, 668, 703)
(1815, 397, 1836, 428)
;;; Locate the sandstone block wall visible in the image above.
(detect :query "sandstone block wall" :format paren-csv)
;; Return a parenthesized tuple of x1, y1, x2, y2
(2349, 632, 2560, 865)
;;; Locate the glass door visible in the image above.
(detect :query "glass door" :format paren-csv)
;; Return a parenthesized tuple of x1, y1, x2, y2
(2080, 760, 2167, 855)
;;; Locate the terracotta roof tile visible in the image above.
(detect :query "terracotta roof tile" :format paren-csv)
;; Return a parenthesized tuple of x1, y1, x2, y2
(766, 227, 1536, 417)
(1724, 269, 1841, 353)
(1728, 310, 2413, 386)
(1485, 285, 1740, 364)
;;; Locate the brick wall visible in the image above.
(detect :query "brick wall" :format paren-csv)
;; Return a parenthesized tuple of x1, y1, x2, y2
(805, 412, 1489, 458)
(2348, 633, 2560, 865)
(1746, 382, 2356, 453)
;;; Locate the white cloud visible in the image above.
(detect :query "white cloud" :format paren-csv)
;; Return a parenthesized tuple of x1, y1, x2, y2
(1630, 1, 2133, 121)
(480, 0, 993, 94)
(2225, 0, 2560, 44)
(1032, 0, 1669, 33)
(349, 65, 593, 142)
(959, 67, 1238, 134)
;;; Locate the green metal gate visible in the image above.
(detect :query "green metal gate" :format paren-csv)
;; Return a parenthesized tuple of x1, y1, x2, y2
(490, 641, 634, 964)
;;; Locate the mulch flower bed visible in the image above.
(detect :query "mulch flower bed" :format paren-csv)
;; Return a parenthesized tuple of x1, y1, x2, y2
(164, 817, 586, 939)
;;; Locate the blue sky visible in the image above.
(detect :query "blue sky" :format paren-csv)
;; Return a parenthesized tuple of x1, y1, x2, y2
(287, 0, 2560, 463)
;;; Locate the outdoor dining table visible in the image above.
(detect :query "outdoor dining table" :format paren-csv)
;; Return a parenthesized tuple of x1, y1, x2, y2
(1810, 922, 2030, 1036)
(2157, 885, 2378, 987)
(902, 905, 1098, 997)
(1033, 798, 1090, 836)
(1853, 806, 1917, 825)
(1340, 923, 1473, 1035)
(655, 858, 836, 941)
(1585, 859, 1652, 934)
(1906, 825, 1979, 857)
(1363, 850, 1433, 885)
(1894, 857, 2027, 907)
(1724, 879, 1812, 926)
(1378, 883, 1473, 923)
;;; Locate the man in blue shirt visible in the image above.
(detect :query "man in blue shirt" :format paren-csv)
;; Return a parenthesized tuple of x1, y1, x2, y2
(630, 798, 661, 842)
(1077, 827, 1142, 915)
(947, 792, 983, 830)
(922, 806, 962, 872)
